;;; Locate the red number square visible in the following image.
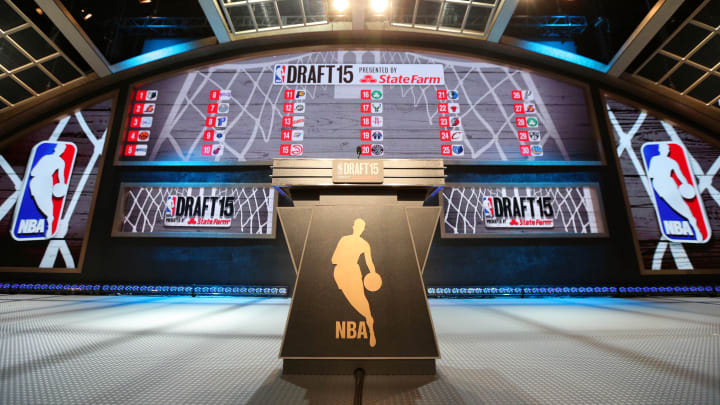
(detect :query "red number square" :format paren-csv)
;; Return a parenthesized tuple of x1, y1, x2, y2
(513, 103, 524, 114)
(127, 130, 139, 142)
(281, 130, 292, 141)
(361, 90, 371, 100)
(441, 145, 452, 156)
(361, 116, 371, 127)
(439, 117, 450, 127)
(360, 145, 372, 156)
(438, 103, 448, 113)
(209, 90, 220, 100)
(437, 90, 447, 100)
(201, 144, 213, 156)
(203, 130, 215, 141)
(208, 103, 218, 114)
(520, 145, 531, 156)
(515, 117, 527, 127)
(511, 90, 523, 101)
(361, 103, 371, 113)
(133, 104, 144, 114)
(361, 130, 371, 141)
(282, 116, 293, 127)
(135, 90, 146, 101)
(124, 144, 136, 156)
(517, 130, 529, 142)
(440, 130, 451, 141)
(206, 116, 217, 127)
(284, 90, 295, 100)
(129, 117, 141, 128)
(283, 103, 294, 113)
(280, 144, 291, 155)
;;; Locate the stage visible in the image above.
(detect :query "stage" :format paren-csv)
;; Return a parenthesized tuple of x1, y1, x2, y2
(1, 294, 718, 404)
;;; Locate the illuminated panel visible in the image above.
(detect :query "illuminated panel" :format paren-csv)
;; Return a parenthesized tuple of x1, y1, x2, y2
(606, 96, 720, 274)
(116, 50, 601, 165)
(112, 183, 276, 239)
(0, 98, 113, 272)
(441, 183, 607, 238)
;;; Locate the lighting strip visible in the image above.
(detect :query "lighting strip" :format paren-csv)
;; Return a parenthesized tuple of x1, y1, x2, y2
(0, 283, 288, 296)
(427, 285, 720, 297)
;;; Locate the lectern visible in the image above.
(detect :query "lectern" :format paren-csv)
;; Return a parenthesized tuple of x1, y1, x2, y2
(273, 159, 444, 375)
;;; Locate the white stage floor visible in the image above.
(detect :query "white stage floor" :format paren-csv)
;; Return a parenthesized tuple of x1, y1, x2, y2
(1, 294, 718, 404)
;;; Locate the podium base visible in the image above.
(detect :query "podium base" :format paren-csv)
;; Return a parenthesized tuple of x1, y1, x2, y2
(282, 359, 436, 375)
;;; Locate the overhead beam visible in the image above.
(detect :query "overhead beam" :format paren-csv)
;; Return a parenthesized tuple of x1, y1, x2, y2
(198, 0, 232, 43)
(486, 0, 519, 42)
(607, 0, 685, 77)
(34, 0, 111, 77)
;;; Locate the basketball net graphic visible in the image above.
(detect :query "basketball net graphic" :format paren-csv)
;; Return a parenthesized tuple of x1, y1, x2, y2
(606, 100, 720, 270)
(0, 113, 107, 268)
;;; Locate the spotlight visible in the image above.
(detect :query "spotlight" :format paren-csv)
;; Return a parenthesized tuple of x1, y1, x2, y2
(83, 13, 92, 20)
(35, 7, 43, 15)
(139, 0, 152, 3)
(333, 0, 349, 12)
(370, 0, 388, 13)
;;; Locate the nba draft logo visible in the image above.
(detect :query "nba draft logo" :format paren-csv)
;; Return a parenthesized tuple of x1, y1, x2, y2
(165, 196, 177, 217)
(11, 141, 77, 241)
(482, 197, 494, 218)
(641, 142, 711, 243)
(274, 65, 286, 84)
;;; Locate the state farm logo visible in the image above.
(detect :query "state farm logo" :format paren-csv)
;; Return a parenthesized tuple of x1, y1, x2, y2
(360, 74, 377, 83)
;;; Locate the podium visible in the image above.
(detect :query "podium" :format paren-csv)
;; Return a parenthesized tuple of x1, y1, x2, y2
(273, 159, 444, 375)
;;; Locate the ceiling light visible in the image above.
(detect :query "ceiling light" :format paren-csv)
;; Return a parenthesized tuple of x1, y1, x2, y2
(83, 12, 92, 20)
(370, 0, 388, 13)
(333, 0, 349, 12)
(35, 7, 43, 15)
(139, 0, 152, 4)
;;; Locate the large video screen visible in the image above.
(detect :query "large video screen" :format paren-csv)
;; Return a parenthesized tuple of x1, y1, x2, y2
(0, 98, 113, 272)
(606, 96, 720, 274)
(117, 50, 601, 165)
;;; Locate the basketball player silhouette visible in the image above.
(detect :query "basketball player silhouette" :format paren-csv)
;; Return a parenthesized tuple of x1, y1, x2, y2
(647, 143, 700, 240)
(332, 218, 379, 347)
(29, 143, 67, 237)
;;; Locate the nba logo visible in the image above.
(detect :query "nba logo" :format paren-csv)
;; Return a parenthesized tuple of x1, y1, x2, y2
(11, 141, 77, 241)
(274, 65, 286, 84)
(641, 141, 711, 243)
(482, 197, 494, 219)
(165, 196, 177, 217)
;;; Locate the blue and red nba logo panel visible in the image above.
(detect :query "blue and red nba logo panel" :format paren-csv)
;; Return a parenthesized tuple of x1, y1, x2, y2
(482, 196, 494, 218)
(641, 141, 711, 244)
(11, 141, 77, 241)
(274, 65, 286, 84)
(165, 196, 177, 217)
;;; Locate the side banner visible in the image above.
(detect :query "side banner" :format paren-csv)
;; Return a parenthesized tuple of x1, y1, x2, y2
(441, 183, 607, 238)
(606, 96, 720, 274)
(112, 183, 276, 238)
(0, 98, 114, 272)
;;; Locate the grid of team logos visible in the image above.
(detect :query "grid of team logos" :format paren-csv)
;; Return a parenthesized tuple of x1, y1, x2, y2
(117, 50, 600, 165)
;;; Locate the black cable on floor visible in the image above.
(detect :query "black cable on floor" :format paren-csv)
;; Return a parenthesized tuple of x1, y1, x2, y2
(353, 368, 365, 405)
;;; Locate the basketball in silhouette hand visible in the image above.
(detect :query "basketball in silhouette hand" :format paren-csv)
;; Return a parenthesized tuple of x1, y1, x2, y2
(52, 183, 68, 198)
(679, 184, 695, 199)
(364, 272, 382, 292)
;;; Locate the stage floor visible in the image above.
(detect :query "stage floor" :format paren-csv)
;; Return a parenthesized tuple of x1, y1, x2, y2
(1, 294, 718, 404)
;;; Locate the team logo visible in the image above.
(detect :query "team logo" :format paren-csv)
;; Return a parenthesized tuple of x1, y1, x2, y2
(11, 141, 77, 241)
(201, 144, 223, 156)
(290, 144, 304, 156)
(528, 131, 541, 142)
(138, 130, 150, 142)
(204, 130, 225, 142)
(452, 145, 464, 156)
(218, 103, 230, 114)
(371, 144, 384, 156)
(448, 90, 459, 100)
(448, 103, 460, 114)
(215, 116, 228, 128)
(526, 117, 539, 128)
(371, 103, 383, 113)
(641, 142, 710, 243)
(292, 116, 305, 127)
(450, 130, 464, 141)
(524, 103, 536, 113)
(294, 103, 305, 113)
(291, 130, 304, 141)
(360, 75, 377, 83)
(124, 144, 147, 157)
(138, 117, 152, 128)
(371, 90, 383, 100)
(449, 117, 461, 128)
(274, 65, 286, 84)
(371, 130, 383, 141)
(530, 145, 543, 156)
(295, 90, 306, 100)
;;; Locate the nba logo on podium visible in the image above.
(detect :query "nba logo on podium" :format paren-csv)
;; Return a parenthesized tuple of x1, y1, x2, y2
(641, 141, 711, 244)
(165, 196, 177, 217)
(482, 197, 494, 218)
(11, 141, 77, 241)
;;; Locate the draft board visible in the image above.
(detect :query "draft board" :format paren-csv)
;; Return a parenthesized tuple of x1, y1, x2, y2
(117, 50, 600, 165)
